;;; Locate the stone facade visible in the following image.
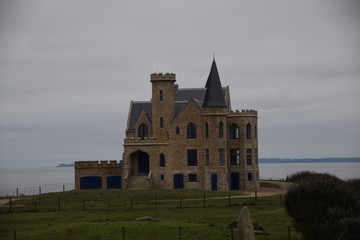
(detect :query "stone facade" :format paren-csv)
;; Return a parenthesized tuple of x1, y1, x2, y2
(75, 60, 260, 191)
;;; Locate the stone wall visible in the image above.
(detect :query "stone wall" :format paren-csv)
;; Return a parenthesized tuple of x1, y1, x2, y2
(74, 160, 123, 190)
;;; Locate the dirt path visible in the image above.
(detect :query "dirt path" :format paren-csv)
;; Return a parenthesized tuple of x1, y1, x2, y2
(0, 199, 10, 206)
(236, 181, 292, 197)
(0, 198, 26, 207)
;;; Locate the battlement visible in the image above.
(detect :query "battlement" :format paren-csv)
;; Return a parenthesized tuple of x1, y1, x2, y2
(228, 109, 258, 116)
(124, 137, 156, 143)
(75, 160, 123, 168)
(240, 109, 257, 113)
(150, 72, 176, 82)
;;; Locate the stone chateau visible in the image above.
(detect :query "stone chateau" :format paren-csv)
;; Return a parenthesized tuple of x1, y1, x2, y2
(75, 59, 260, 191)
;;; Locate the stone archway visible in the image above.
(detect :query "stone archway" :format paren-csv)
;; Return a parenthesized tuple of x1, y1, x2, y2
(130, 150, 149, 175)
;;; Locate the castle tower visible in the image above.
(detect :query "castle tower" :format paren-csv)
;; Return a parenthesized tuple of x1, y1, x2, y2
(150, 73, 176, 141)
(202, 59, 229, 190)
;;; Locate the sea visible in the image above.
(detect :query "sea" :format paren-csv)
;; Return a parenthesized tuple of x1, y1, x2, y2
(0, 162, 359, 196)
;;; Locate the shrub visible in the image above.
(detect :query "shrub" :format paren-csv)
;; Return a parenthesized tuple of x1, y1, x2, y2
(346, 178, 360, 194)
(287, 171, 340, 183)
(284, 173, 360, 240)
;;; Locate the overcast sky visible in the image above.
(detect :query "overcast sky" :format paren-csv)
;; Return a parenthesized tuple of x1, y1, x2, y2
(0, 0, 359, 168)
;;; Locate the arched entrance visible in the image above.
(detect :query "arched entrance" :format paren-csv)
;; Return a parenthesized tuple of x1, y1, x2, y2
(130, 150, 150, 175)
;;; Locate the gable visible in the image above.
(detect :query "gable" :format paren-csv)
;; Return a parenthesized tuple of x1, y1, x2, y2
(127, 101, 152, 131)
(172, 98, 202, 126)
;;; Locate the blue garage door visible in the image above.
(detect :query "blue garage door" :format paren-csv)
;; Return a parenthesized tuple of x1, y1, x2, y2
(80, 176, 102, 189)
(173, 174, 184, 189)
(230, 172, 240, 190)
(211, 173, 218, 191)
(107, 176, 121, 189)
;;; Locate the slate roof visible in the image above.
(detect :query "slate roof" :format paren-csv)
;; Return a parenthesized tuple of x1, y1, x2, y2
(127, 101, 152, 131)
(127, 87, 227, 130)
(127, 60, 228, 131)
(174, 99, 204, 117)
(203, 59, 227, 107)
(176, 88, 206, 102)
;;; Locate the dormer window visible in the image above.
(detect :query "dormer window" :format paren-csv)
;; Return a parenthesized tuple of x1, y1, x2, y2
(139, 124, 148, 138)
(187, 123, 197, 139)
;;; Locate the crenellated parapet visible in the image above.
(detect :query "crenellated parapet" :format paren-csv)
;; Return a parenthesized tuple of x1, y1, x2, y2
(124, 137, 156, 143)
(150, 72, 176, 82)
(75, 160, 123, 169)
(228, 109, 258, 117)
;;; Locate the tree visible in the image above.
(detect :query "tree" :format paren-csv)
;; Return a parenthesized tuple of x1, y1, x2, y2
(284, 172, 360, 240)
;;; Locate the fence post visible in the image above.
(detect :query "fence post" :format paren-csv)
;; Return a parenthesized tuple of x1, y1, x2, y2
(254, 190, 257, 205)
(39, 186, 41, 195)
(288, 226, 291, 240)
(13, 230, 16, 240)
(9, 198, 12, 213)
(230, 226, 234, 240)
(178, 226, 182, 240)
(57, 196, 61, 211)
(154, 193, 157, 209)
(67, 229, 72, 240)
(203, 191, 206, 208)
(122, 226, 125, 240)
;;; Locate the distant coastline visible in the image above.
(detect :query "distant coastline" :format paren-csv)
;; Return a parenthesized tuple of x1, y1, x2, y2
(259, 158, 360, 163)
(56, 163, 75, 167)
(56, 158, 360, 167)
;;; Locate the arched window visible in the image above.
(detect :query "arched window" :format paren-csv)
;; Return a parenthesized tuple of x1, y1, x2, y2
(159, 90, 163, 101)
(246, 123, 251, 139)
(159, 154, 165, 167)
(176, 127, 180, 134)
(205, 122, 209, 139)
(218, 122, 224, 138)
(187, 123, 197, 139)
(229, 124, 239, 139)
(139, 124, 148, 138)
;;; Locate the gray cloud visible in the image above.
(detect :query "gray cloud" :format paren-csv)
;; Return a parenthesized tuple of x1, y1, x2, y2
(0, 0, 359, 167)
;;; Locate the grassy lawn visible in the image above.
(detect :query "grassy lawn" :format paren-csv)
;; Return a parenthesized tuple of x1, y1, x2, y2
(0, 189, 301, 240)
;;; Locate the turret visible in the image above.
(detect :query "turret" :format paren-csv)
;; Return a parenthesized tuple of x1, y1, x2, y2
(150, 73, 176, 140)
(203, 59, 227, 108)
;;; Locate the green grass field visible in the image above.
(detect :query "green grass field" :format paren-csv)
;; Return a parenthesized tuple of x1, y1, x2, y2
(0, 189, 301, 240)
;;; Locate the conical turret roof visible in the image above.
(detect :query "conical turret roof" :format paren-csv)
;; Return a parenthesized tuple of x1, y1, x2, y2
(203, 59, 227, 107)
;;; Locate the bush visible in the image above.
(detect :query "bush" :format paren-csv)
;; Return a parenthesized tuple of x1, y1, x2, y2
(346, 178, 360, 194)
(287, 171, 340, 183)
(284, 173, 360, 240)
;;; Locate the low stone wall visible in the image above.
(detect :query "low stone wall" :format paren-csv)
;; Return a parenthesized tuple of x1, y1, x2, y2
(75, 160, 123, 190)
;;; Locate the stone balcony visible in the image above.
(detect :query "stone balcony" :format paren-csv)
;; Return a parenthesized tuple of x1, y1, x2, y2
(124, 137, 156, 144)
